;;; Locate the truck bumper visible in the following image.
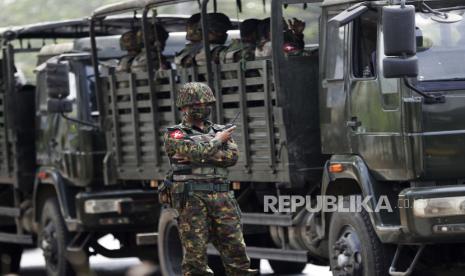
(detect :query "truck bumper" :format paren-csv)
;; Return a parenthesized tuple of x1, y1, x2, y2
(75, 189, 159, 231)
(399, 185, 465, 242)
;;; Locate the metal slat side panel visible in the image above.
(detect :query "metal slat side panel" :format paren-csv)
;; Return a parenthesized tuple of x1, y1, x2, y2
(213, 63, 222, 123)
(148, 75, 160, 167)
(129, 73, 142, 167)
(263, 60, 277, 173)
(109, 73, 122, 166)
(237, 62, 251, 173)
(103, 59, 289, 183)
(168, 70, 178, 123)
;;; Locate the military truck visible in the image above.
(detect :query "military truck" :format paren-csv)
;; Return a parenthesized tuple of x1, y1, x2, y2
(1, 0, 464, 275)
(89, 0, 465, 275)
(0, 17, 189, 275)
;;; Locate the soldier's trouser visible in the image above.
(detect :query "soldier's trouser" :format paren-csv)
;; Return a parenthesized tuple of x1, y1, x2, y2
(173, 190, 254, 276)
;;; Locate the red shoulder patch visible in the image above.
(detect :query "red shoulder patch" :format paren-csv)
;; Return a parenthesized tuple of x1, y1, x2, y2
(170, 130, 185, 139)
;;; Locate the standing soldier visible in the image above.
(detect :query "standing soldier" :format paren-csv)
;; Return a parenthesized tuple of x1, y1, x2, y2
(162, 82, 256, 276)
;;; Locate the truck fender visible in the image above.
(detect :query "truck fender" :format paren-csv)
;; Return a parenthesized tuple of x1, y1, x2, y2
(320, 155, 386, 240)
(33, 168, 77, 231)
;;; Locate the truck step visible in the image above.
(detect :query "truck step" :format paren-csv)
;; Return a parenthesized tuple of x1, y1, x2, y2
(0, 232, 33, 245)
(241, 212, 293, 226)
(136, 232, 158, 245)
(0, 207, 20, 217)
(207, 245, 308, 263)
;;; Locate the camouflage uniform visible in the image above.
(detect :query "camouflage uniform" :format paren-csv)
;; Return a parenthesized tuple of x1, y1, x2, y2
(219, 39, 255, 64)
(131, 24, 171, 73)
(220, 18, 259, 64)
(163, 82, 255, 276)
(176, 13, 232, 68)
(175, 13, 203, 68)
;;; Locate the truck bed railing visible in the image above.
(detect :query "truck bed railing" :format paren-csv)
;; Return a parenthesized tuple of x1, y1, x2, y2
(102, 59, 287, 183)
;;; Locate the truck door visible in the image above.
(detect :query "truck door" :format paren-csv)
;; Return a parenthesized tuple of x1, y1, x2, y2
(347, 9, 409, 180)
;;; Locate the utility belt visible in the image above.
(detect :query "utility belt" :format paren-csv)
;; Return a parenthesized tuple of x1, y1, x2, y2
(182, 180, 230, 193)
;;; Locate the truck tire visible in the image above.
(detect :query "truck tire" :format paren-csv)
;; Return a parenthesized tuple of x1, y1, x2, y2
(269, 260, 306, 274)
(328, 197, 393, 276)
(39, 198, 75, 276)
(0, 242, 22, 273)
(158, 208, 183, 276)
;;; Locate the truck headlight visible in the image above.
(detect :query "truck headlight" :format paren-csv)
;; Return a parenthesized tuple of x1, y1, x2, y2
(413, 196, 465, 218)
(84, 198, 132, 214)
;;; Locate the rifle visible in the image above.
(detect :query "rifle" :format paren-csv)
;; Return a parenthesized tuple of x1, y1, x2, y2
(220, 111, 241, 131)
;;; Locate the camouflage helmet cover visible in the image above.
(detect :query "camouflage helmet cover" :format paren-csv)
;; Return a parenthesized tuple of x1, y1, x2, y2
(120, 30, 141, 51)
(176, 82, 216, 108)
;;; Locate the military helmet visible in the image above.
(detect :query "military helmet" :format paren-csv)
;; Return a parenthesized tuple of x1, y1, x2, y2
(136, 24, 169, 46)
(207, 13, 232, 44)
(208, 13, 232, 33)
(240, 18, 260, 41)
(120, 30, 141, 52)
(186, 13, 202, 42)
(176, 82, 216, 108)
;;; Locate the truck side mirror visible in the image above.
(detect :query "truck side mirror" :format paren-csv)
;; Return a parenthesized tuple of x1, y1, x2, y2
(46, 62, 70, 99)
(382, 5, 418, 78)
(47, 98, 73, 114)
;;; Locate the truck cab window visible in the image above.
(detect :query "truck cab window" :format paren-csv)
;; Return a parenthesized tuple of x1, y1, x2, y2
(66, 71, 78, 119)
(85, 66, 99, 118)
(352, 11, 378, 78)
(326, 25, 345, 80)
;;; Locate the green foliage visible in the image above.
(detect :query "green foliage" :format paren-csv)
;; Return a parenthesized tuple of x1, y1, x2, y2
(0, 0, 120, 26)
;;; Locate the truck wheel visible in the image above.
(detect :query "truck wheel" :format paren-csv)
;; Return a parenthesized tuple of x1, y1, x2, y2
(158, 208, 183, 276)
(328, 197, 392, 276)
(269, 260, 306, 274)
(0, 242, 22, 273)
(39, 198, 75, 276)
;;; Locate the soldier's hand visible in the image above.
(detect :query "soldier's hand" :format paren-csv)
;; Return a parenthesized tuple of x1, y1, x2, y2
(215, 126, 236, 143)
(288, 18, 306, 35)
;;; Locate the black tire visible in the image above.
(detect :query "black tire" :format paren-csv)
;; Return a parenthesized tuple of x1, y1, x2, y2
(328, 196, 393, 276)
(0, 242, 22, 273)
(158, 208, 183, 276)
(39, 198, 75, 276)
(269, 260, 306, 275)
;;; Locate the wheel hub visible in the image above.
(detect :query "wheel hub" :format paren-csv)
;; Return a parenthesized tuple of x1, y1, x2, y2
(332, 227, 363, 276)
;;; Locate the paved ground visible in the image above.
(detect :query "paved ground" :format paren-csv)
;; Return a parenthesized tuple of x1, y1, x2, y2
(19, 236, 332, 276)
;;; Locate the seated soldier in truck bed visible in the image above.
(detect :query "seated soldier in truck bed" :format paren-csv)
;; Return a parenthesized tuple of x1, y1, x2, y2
(131, 23, 171, 72)
(219, 18, 260, 64)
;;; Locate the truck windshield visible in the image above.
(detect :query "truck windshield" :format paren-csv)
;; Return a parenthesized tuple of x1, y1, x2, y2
(416, 10, 465, 81)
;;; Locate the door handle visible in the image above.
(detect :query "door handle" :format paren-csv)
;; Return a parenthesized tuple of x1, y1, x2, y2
(346, 117, 362, 130)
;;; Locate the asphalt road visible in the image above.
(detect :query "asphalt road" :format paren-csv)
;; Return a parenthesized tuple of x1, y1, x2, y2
(19, 236, 332, 276)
